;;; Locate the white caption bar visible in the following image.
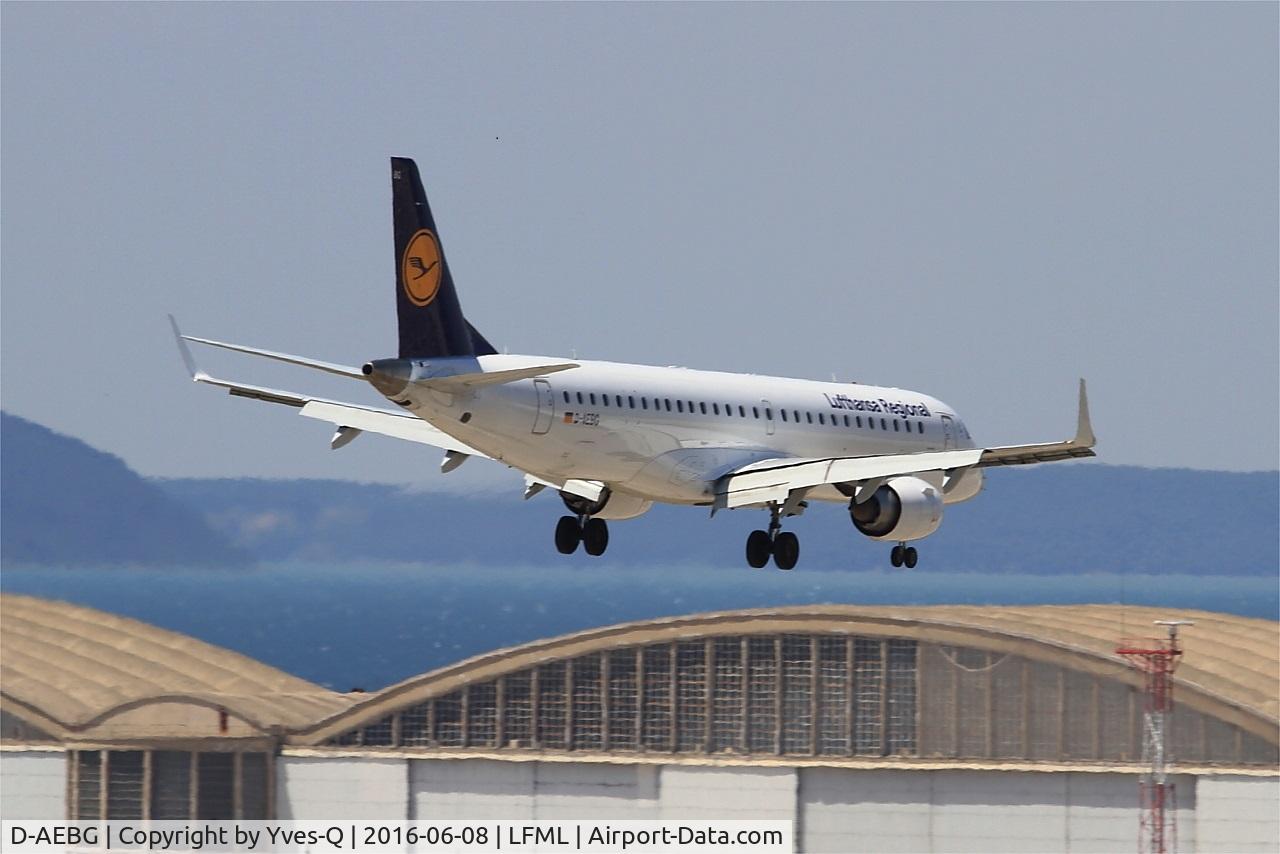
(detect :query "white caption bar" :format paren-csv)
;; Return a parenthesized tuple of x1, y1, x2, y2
(3, 821, 793, 854)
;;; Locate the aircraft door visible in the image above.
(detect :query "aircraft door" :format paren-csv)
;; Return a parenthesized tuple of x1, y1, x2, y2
(533, 379, 554, 435)
(940, 414, 954, 449)
(762, 399, 776, 436)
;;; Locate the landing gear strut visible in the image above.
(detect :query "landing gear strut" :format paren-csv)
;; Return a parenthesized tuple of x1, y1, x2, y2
(890, 543, 918, 568)
(745, 504, 800, 571)
(555, 515, 609, 556)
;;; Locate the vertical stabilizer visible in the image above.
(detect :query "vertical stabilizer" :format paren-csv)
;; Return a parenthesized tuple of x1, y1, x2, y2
(391, 157, 495, 359)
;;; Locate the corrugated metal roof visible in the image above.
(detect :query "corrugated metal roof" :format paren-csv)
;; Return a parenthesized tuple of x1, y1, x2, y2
(301, 604, 1278, 743)
(0, 594, 354, 734)
(2, 595, 1274, 745)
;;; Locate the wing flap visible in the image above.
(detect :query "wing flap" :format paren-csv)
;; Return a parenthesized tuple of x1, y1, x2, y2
(299, 401, 483, 456)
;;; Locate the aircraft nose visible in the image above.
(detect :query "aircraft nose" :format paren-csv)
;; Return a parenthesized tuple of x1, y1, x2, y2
(362, 358, 411, 397)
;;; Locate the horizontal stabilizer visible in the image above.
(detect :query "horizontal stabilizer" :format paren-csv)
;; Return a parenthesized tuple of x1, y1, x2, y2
(419, 362, 579, 391)
(181, 332, 365, 380)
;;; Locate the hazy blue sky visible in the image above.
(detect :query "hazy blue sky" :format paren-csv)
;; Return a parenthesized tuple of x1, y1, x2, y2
(3, 3, 1276, 492)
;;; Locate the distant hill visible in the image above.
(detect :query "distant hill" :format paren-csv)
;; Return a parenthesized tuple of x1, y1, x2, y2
(1, 412, 250, 567)
(159, 465, 1279, 575)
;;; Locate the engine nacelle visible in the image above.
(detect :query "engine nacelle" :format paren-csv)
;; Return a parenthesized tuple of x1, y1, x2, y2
(559, 487, 653, 521)
(849, 476, 944, 542)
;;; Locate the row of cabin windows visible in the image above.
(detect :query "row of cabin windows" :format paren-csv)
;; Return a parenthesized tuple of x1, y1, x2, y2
(560, 390, 926, 434)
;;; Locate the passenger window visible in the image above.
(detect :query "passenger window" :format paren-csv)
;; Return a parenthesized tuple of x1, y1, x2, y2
(843, 415, 850, 427)
(628, 396, 635, 408)
(576, 392, 584, 405)
(602, 395, 609, 407)
(665, 399, 672, 411)
(752, 407, 760, 419)
(780, 410, 788, 422)
(589, 393, 597, 405)
(641, 398, 648, 410)
(563, 391, 570, 403)
(713, 403, 720, 415)
(699, 402, 707, 415)
(806, 412, 813, 424)
(616, 395, 623, 407)
(893, 420, 899, 431)
(869, 419, 875, 430)
(765, 407, 773, 419)
(881, 418, 887, 430)
(917, 421, 924, 434)
(676, 400, 684, 413)
(792, 411, 799, 422)
(856, 416, 863, 428)
(818, 413, 826, 425)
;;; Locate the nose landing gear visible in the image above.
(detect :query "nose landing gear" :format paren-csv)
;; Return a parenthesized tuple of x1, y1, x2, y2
(744, 504, 800, 570)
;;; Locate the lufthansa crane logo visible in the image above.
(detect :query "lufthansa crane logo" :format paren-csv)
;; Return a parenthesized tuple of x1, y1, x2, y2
(402, 229, 443, 306)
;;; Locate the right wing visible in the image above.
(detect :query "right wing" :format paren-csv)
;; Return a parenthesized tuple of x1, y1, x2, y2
(171, 318, 485, 458)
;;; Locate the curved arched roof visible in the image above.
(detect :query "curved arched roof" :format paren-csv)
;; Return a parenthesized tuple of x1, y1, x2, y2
(0, 594, 354, 736)
(3, 596, 1275, 748)
(299, 604, 1279, 744)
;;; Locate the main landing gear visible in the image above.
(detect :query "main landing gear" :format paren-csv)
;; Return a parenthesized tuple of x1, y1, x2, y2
(746, 504, 800, 571)
(890, 543, 918, 569)
(555, 515, 609, 556)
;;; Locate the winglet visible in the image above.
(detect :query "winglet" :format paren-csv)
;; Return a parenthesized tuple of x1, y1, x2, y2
(1075, 378, 1095, 447)
(168, 314, 200, 379)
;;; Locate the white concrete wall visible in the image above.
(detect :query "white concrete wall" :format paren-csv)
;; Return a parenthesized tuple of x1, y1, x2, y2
(659, 766, 797, 822)
(270, 754, 1279, 853)
(277, 756, 407, 819)
(0, 750, 66, 819)
(800, 768, 932, 854)
(411, 758, 535, 819)
(410, 760, 659, 820)
(798, 768, 1202, 854)
(1196, 775, 1280, 854)
(532, 762, 658, 820)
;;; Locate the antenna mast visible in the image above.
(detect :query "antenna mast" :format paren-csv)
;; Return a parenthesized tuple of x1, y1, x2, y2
(1116, 620, 1194, 854)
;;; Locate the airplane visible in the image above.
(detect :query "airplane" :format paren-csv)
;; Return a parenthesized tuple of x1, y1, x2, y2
(172, 157, 1096, 571)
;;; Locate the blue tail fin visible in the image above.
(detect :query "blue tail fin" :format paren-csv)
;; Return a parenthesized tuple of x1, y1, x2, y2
(391, 157, 496, 359)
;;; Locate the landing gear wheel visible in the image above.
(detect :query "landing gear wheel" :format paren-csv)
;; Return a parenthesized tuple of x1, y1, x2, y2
(903, 546, 918, 569)
(746, 530, 772, 568)
(772, 531, 800, 571)
(582, 518, 609, 556)
(555, 516, 582, 555)
(890, 545, 904, 567)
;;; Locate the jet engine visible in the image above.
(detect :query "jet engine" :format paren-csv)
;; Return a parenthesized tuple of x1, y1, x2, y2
(559, 487, 653, 521)
(849, 476, 944, 541)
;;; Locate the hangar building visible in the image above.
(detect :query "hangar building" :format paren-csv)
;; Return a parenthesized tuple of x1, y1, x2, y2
(2, 594, 1277, 852)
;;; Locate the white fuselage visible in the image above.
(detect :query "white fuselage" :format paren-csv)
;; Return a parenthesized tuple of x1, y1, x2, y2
(385, 356, 983, 508)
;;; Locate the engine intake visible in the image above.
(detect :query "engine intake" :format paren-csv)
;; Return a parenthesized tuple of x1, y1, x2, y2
(850, 476, 944, 542)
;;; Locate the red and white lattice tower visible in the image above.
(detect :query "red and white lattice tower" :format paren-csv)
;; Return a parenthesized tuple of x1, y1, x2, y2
(1116, 620, 1194, 854)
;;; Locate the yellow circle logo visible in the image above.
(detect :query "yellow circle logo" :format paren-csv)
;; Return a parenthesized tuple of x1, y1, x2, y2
(402, 229, 443, 306)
